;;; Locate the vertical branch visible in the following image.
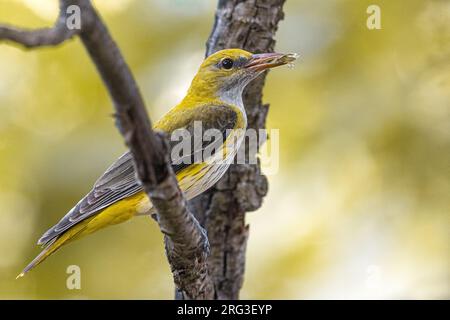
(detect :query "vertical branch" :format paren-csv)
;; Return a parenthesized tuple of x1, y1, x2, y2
(191, 0, 286, 299)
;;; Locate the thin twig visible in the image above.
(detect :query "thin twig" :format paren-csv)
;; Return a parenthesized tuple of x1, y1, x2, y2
(0, 1, 78, 48)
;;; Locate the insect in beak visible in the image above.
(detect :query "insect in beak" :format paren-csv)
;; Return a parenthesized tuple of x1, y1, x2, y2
(244, 52, 299, 71)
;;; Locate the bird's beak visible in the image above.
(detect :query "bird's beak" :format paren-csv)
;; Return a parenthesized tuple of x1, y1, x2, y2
(244, 52, 298, 71)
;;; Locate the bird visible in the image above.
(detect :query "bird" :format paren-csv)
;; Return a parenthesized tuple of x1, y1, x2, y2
(17, 48, 297, 278)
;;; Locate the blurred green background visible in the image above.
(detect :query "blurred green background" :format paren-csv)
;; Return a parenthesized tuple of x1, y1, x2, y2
(0, 0, 448, 299)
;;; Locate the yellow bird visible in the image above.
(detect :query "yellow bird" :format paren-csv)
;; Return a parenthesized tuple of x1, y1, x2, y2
(18, 48, 297, 278)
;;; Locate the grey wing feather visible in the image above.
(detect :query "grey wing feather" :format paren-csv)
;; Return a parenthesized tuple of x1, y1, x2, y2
(37, 152, 142, 246)
(170, 105, 237, 173)
(38, 105, 238, 247)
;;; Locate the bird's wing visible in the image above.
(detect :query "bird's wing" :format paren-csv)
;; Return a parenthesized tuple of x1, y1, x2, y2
(37, 152, 140, 246)
(38, 104, 238, 247)
(167, 104, 239, 173)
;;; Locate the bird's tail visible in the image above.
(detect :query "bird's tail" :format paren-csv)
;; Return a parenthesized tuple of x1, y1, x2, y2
(16, 218, 91, 279)
(16, 239, 57, 279)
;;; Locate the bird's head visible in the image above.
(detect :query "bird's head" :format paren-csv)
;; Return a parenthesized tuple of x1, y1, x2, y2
(186, 48, 297, 104)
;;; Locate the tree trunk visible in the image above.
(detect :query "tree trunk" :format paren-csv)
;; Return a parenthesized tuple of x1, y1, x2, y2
(189, 0, 286, 300)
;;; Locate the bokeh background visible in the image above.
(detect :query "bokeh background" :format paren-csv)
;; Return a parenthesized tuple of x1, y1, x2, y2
(0, 0, 448, 299)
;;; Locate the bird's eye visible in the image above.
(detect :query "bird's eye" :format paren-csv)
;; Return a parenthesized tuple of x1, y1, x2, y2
(221, 58, 234, 70)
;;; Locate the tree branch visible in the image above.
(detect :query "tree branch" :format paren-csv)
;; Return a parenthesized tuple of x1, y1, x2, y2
(74, 0, 214, 299)
(190, 0, 286, 299)
(0, 0, 213, 299)
(0, 0, 78, 48)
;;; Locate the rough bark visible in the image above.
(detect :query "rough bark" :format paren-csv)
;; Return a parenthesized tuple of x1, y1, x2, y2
(190, 0, 286, 300)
